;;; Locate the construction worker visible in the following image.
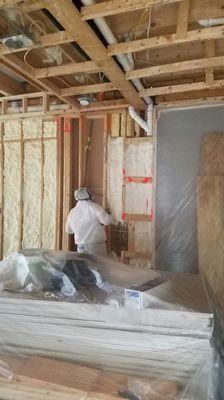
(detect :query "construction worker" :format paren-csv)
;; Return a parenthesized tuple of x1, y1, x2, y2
(66, 187, 113, 257)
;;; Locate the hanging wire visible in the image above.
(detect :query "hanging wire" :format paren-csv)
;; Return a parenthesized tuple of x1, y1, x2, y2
(128, 9, 149, 35)
(24, 49, 35, 69)
(30, 20, 46, 35)
(54, 76, 71, 87)
(19, 11, 25, 27)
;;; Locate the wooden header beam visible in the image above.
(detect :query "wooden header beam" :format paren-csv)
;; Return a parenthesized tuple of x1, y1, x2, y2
(108, 25, 224, 56)
(43, 0, 145, 110)
(81, 0, 181, 20)
(126, 55, 224, 80)
(139, 79, 224, 97)
(61, 82, 116, 97)
(35, 61, 100, 79)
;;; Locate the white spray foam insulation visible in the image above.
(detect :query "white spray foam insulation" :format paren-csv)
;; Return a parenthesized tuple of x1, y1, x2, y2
(22, 142, 42, 248)
(42, 140, 57, 248)
(23, 119, 42, 139)
(43, 120, 57, 138)
(125, 182, 152, 214)
(4, 120, 21, 140)
(107, 137, 123, 221)
(125, 141, 153, 176)
(3, 142, 21, 255)
(107, 137, 153, 262)
(134, 221, 152, 253)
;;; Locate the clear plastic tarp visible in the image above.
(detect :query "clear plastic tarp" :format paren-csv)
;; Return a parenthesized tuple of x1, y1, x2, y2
(0, 249, 221, 399)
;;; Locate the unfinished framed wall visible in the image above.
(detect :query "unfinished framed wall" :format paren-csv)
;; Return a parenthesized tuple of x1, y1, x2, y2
(0, 118, 58, 258)
(107, 111, 154, 266)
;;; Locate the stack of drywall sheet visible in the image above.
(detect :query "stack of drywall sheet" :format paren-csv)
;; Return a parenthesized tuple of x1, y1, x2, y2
(0, 355, 180, 400)
(0, 271, 215, 400)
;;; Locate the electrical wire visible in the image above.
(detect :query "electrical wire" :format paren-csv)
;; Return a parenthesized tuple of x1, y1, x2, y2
(19, 11, 25, 27)
(30, 20, 46, 35)
(54, 76, 71, 87)
(128, 9, 149, 34)
(23, 49, 35, 70)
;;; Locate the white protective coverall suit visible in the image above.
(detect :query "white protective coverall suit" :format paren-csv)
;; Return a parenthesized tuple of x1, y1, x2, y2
(66, 200, 113, 256)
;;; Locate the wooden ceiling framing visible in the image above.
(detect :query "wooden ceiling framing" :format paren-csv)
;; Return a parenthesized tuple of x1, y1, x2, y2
(0, 0, 223, 112)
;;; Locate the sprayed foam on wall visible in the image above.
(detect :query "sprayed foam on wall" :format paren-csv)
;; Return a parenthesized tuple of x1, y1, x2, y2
(107, 137, 153, 264)
(3, 142, 21, 255)
(125, 142, 153, 176)
(107, 137, 123, 221)
(4, 120, 21, 140)
(23, 119, 42, 139)
(22, 142, 42, 248)
(42, 140, 57, 248)
(1, 118, 57, 257)
(44, 121, 57, 138)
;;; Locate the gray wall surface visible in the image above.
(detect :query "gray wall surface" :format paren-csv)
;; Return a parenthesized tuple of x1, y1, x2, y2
(155, 105, 224, 273)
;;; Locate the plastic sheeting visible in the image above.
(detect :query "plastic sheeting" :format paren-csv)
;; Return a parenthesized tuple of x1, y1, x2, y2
(0, 249, 221, 399)
(155, 105, 224, 274)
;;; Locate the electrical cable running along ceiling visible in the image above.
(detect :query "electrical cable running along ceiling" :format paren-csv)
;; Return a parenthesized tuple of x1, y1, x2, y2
(0, 0, 223, 107)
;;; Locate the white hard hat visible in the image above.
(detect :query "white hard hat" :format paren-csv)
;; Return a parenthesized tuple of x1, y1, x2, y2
(74, 187, 92, 201)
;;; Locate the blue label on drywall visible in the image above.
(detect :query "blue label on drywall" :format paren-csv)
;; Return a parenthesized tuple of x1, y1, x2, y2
(128, 291, 140, 299)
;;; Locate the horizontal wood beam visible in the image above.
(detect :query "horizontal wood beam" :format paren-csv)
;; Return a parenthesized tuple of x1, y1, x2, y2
(139, 79, 224, 97)
(43, 0, 145, 110)
(81, 0, 180, 20)
(0, 31, 74, 56)
(19, 0, 45, 12)
(127, 55, 224, 80)
(108, 25, 224, 56)
(61, 82, 116, 96)
(0, 0, 29, 6)
(35, 61, 100, 79)
(40, 31, 73, 47)
(81, 98, 128, 112)
(157, 96, 224, 109)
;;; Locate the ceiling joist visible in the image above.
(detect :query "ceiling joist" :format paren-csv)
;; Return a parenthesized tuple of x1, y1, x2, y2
(126, 55, 224, 80)
(108, 25, 224, 56)
(35, 61, 100, 78)
(81, 0, 181, 20)
(139, 79, 224, 97)
(176, 0, 191, 39)
(42, 0, 145, 110)
(61, 82, 116, 97)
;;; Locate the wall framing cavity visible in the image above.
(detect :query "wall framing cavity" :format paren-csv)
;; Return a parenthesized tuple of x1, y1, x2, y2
(0, 118, 58, 258)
